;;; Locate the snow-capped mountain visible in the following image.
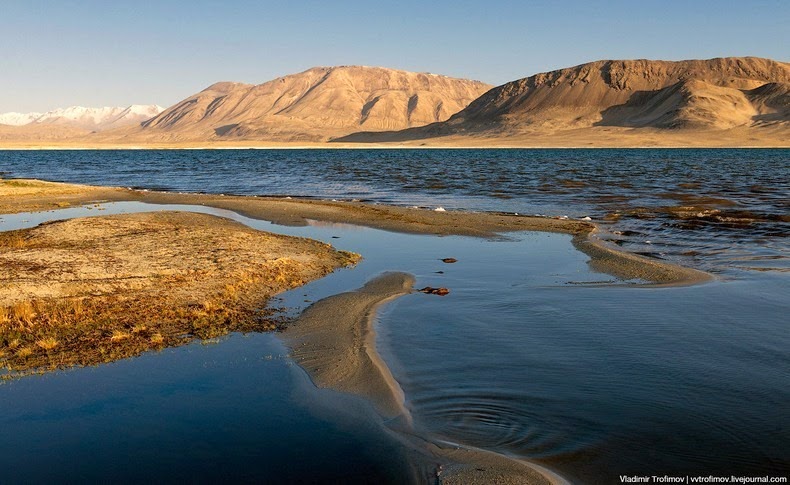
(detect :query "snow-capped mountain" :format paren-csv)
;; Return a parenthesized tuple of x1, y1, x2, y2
(0, 112, 43, 126)
(0, 105, 164, 130)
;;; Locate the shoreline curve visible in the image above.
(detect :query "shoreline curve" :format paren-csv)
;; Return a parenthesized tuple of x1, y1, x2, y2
(282, 271, 415, 419)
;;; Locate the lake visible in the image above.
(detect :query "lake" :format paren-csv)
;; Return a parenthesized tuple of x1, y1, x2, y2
(0, 149, 788, 483)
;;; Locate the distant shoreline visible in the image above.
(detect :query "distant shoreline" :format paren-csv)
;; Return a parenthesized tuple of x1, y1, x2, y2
(1, 126, 788, 150)
(0, 136, 790, 152)
(1, 145, 789, 150)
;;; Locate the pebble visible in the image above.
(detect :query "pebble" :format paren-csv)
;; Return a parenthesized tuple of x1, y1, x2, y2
(419, 287, 450, 296)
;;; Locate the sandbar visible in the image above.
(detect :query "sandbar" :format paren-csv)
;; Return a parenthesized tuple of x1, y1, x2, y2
(283, 272, 414, 418)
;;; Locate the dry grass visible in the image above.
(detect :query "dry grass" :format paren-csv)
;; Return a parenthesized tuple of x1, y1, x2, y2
(0, 288, 291, 376)
(0, 212, 361, 378)
(16, 346, 33, 358)
(35, 337, 59, 351)
(110, 330, 130, 342)
(11, 301, 36, 324)
(0, 232, 29, 249)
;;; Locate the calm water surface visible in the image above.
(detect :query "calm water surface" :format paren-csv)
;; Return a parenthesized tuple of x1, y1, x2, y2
(0, 150, 788, 483)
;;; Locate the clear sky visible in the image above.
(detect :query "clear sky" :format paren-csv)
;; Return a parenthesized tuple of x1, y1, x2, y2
(2, 0, 788, 112)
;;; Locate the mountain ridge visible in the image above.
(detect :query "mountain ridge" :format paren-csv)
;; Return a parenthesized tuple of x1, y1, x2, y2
(122, 66, 492, 142)
(337, 57, 790, 143)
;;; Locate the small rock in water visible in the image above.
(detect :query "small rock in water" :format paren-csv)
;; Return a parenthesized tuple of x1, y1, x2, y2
(581, 216, 592, 221)
(441, 258, 458, 264)
(419, 287, 450, 296)
(435, 271, 444, 274)
(434, 207, 446, 212)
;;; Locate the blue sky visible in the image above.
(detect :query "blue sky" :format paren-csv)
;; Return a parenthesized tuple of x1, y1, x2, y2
(2, 0, 788, 112)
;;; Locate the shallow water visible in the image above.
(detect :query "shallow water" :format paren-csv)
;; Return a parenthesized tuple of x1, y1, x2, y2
(1, 201, 788, 483)
(0, 330, 423, 483)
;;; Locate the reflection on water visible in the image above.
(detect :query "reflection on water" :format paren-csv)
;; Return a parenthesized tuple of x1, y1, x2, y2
(1, 202, 788, 483)
(1, 148, 787, 275)
(0, 333, 413, 483)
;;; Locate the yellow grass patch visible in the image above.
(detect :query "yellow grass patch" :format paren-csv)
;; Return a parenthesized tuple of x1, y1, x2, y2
(11, 301, 36, 324)
(16, 346, 34, 358)
(110, 330, 130, 342)
(35, 337, 59, 351)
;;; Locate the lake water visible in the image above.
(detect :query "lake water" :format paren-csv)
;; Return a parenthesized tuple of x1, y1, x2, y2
(0, 150, 788, 483)
(1, 148, 787, 276)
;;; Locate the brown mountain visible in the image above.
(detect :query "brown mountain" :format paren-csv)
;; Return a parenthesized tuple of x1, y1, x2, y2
(117, 66, 491, 142)
(338, 57, 790, 143)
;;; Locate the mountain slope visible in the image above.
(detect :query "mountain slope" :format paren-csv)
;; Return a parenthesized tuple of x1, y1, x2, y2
(127, 66, 491, 142)
(337, 57, 790, 142)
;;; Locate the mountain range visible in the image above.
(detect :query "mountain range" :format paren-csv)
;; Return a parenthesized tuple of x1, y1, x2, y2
(1, 57, 787, 147)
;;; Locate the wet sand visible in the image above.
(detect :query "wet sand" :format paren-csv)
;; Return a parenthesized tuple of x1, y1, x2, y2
(284, 272, 415, 418)
(0, 179, 712, 286)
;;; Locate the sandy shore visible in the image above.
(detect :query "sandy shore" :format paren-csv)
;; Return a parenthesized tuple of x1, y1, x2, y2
(0, 178, 713, 286)
(284, 272, 414, 418)
(283, 272, 560, 484)
(0, 210, 359, 374)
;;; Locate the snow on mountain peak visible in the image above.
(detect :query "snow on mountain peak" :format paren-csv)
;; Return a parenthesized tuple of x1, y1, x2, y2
(0, 104, 165, 130)
(0, 111, 43, 126)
